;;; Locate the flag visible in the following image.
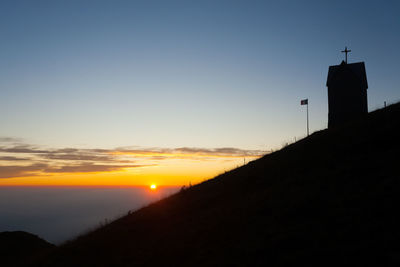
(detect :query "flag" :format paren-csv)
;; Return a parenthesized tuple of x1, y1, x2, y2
(301, 99, 308, 105)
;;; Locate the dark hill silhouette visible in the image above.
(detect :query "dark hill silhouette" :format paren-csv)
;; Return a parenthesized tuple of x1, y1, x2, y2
(32, 103, 400, 266)
(0, 231, 54, 266)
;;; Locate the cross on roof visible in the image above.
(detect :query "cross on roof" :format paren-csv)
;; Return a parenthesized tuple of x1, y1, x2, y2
(341, 46, 351, 64)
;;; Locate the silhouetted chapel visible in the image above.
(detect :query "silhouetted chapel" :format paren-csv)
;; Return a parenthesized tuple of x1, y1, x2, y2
(326, 47, 368, 128)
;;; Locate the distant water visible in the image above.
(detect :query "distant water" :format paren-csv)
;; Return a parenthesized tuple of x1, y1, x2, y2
(0, 186, 179, 244)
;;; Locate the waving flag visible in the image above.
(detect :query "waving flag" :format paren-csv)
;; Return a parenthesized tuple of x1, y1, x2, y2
(301, 99, 308, 105)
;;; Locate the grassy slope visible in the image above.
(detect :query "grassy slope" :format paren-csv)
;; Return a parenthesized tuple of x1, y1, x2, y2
(0, 231, 54, 266)
(37, 103, 400, 266)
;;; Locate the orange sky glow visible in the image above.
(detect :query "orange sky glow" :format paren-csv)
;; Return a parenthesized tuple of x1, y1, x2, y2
(0, 144, 266, 186)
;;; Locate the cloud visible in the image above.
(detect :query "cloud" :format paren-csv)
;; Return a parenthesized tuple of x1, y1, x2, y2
(173, 147, 265, 157)
(0, 140, 267, 179)
(114, 147, 267, 159)
(53, 148, 79, 153)
(0, 137, 23, 143)
(40, 152, 114, 162)
(44, 163, 149, 174)
(0, 162, 151, 178)
(0, 156, 30, 161)
(0, 146, 126, 162)
(0, 164, 48, 178)
(0, 145, 49, 154)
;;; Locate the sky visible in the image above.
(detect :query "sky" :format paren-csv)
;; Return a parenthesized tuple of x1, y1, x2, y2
(0, 0, 399, 186)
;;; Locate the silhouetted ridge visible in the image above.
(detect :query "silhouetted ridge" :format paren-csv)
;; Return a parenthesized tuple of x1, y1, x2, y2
(0, 231, 54, 267)
(35, 103, 400, 266)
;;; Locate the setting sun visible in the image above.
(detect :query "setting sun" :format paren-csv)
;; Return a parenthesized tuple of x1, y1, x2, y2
(150, 184, 157, 190)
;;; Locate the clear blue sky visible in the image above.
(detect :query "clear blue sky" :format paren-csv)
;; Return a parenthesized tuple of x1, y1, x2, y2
(1, 0, 399, 151)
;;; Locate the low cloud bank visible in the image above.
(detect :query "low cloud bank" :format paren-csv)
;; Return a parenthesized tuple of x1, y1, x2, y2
(0, 137, 267, 178)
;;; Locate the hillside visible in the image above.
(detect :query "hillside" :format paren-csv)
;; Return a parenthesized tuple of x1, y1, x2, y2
(0, 231, 54, 266)
(33, 103, 400, 266)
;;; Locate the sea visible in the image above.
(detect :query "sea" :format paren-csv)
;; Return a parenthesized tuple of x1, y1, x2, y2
(0, 186, 179, 244)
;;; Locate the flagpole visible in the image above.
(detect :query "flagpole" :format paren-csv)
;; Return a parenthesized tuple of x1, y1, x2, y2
(306, 102, 309, 136)
(301, 99, 309, 137)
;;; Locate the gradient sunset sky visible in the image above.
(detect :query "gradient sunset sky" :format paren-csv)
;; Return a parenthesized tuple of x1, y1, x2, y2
(0, 0, 399, 186)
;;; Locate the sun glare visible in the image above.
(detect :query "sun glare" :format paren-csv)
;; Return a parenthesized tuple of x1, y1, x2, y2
(150, 184, 157, 190)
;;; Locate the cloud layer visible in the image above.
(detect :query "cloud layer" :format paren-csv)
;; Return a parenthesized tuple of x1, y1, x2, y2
(0, 137, 267, 179)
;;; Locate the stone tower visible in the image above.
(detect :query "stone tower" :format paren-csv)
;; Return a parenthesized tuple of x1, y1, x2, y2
(326, 60, 368, 128)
